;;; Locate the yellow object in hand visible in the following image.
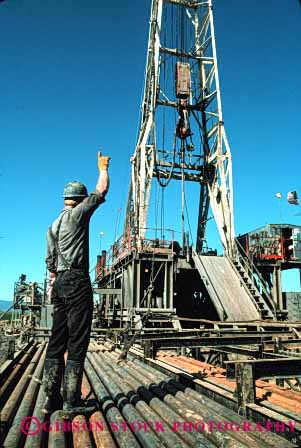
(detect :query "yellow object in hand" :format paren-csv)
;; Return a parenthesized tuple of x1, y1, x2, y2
(98, 151, 111, 171)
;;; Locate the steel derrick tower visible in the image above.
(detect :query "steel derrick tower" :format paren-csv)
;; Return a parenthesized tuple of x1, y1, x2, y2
(124, 0, 234, 255)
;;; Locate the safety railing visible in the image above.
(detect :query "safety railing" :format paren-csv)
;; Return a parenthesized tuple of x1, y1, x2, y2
(95, 227, 176, 282)
(234, 238, 276, 313)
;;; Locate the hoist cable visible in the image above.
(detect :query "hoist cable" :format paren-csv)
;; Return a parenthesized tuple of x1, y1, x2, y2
(161, 187, 165, 241)
(185, 195, 194, 247)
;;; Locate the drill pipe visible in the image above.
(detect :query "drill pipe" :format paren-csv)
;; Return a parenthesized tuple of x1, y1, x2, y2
(93, 349, 190, 448)
(0, 342, 38, 408)
(23, 376, 47, 448)
(87, 352, 163, 448)
(48, 410, 66, 448)
(101, 347, 244, 448)
(98, 348, 213, 448)
(4, 347, 46, 448)
(97, 347, 219, 448)
(166, 379, 291, 448)
(72, 415, 93, 448)
(94, 347, 210, 448)
(0, 340, 35, 384)
(102, 353, 216, 446)
(89, 411, 117, 448)
(135, 360, 251, 448)
(84, 356, 140, 448)
(157, 376, 265, 448)
(127, 354, 285, 448)
(98, 346, 299, 448)
(1, 343, 46, 440)
(81, 372, 99, 411)
(122, 358, 257, 448)
(82, 373, 95, 400)
(81, 374, 117, 448)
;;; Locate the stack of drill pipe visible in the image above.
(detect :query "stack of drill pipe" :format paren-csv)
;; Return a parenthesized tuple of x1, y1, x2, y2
(90, 343, 211, 448)
(3, 346, 46, 448)
(118, 351, 272, 448)
(84, 356, 140, 448)
(122, 349, 293, 448)
(119, 354, 254, 448)
(88, 348, 193, 448)
(1, 342, 46, 442)
(98, 344, 286, 448)
(91, 350, 209, 447)
(0, 342, 38, 408)
(94, 345, 234, 448)
(86, 352, 164, 448)
(131, 355, 291, 448)
(128, 359, 268, 448)
(102, 354, 200, 448)
(166, 375, 291, 448)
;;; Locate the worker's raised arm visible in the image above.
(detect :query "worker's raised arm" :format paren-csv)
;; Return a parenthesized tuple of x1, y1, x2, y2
(96, 151, 110, 196)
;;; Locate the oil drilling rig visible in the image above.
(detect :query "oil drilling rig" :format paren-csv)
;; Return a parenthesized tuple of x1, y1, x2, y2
(95, 0, 301, 329)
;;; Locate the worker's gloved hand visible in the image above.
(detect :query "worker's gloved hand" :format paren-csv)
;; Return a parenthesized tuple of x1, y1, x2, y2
(98, 151, 111, 171)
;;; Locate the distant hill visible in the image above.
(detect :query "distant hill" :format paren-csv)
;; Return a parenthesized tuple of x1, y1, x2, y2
(0, 300, 13, 311)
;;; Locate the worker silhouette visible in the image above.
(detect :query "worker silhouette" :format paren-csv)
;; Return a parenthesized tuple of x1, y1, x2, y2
(43, 152, 110, 414)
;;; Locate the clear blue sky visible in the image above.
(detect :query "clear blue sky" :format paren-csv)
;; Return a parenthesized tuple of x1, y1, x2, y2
(1, 0, 301, 302)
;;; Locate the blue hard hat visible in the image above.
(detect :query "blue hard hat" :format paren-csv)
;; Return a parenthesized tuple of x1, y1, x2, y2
(63, 181, 88, 198)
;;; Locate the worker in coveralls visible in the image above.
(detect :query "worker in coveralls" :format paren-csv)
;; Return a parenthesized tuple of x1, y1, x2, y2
(43, 152, 110, 414)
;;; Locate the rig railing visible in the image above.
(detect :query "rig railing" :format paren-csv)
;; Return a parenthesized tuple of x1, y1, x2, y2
(234, 237, 276, 313)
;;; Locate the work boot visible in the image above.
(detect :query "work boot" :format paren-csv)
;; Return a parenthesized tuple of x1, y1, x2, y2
(62, 360, 95, 416)
(42, 358, 64, 414)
